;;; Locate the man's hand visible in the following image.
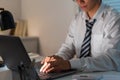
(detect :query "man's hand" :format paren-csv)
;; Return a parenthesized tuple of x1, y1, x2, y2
(40, 55, 71, 73)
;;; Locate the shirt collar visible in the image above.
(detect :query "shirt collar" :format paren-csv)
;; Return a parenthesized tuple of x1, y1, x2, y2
(81, 2, 106, 21)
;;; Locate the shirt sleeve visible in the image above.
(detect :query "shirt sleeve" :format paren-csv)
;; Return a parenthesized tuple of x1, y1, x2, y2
(70, 16, 120, 72)
(55, 18, 76, 60)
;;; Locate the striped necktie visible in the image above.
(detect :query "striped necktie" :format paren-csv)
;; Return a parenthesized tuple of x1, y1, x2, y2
(80, 19, 96, 58)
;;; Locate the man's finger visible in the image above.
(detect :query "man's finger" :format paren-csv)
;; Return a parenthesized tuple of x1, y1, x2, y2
(40, 62, 47, 72)
(41, 56, 51, 64)
(42, 63, 51, 73)
(41, 59, 45, 64)
(46, 67, 55, 73)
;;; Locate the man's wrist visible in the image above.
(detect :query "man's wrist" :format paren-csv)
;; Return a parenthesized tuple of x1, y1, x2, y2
(65, 60, 71, 70)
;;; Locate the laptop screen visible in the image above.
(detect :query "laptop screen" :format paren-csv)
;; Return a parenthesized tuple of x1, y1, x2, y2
(0, 35, 31, 70)
(0, 35, 41, 80)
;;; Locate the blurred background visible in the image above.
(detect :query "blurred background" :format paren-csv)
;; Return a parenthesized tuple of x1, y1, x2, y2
(0, 0, 119, 56)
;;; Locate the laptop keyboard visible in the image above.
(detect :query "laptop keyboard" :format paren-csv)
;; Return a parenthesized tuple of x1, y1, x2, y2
(38, 69, 77, 80)
(38, 72, 56, 80)
(34, 62, 77, 80)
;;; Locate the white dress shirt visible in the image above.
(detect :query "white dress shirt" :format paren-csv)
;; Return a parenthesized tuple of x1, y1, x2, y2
(56, 3, 120, 72)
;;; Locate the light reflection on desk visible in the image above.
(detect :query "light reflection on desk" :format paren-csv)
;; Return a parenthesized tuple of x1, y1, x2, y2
(0, 66, 12, 80)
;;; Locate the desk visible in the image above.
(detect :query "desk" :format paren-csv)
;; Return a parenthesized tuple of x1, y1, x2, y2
(0, 66, 120, 80)
(0, 53, 120, 80)
(55, 71, 120, 80)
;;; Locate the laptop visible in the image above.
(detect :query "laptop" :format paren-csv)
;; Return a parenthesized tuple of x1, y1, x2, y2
(0, 35, 77, 80)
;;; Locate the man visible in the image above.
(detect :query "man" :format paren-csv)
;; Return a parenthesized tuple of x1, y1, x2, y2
(40, 0, 120, 73)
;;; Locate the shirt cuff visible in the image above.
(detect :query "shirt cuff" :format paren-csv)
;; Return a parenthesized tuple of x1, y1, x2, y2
(69, 58, 86, 71)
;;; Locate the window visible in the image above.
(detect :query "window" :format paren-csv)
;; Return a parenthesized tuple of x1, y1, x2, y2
(103, 0, 120, 12)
